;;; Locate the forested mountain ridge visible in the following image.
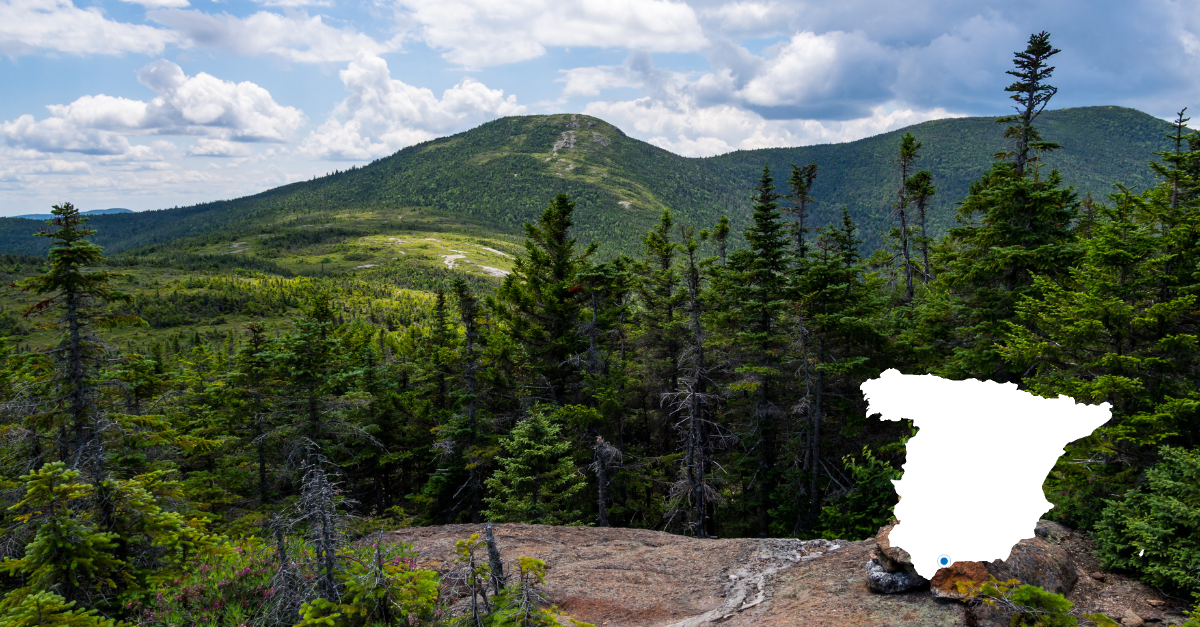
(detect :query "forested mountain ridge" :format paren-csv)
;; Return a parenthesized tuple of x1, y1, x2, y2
(0, 106, 1179, 256)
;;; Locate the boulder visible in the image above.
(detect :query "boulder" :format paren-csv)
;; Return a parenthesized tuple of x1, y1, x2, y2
(1034, 519, 1072, 544)
(929, 561, 991, 600)
(874, 522, 914, 573)
(865, 557, 927, 594)
(985, 535, 1078, 594)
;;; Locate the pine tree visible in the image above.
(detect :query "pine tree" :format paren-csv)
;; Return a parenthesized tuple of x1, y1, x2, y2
(483, 406, 586, 525)
(893, 133, 921, 300)
(786, 162, 818, 260)
(904, 170, 936, 282)
(713, 164, 793, 537)
(12, 203, 140, 469)
(998, 31, 1062, 177)
(792, 209, 883, 531)
(492, 194, 592, 405)
(936, 31, 1079, 382)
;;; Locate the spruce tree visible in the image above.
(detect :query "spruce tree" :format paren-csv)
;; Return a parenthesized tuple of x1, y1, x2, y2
(713, 164, 792, 537)
(483, 406, 586, 525)
(1004, 139, 1200, 527)
(634, 211, 686, 399)
(904, 169, 936, 282)
(998, 31, 1062, 177)
(893, 133, 921, 300)
(492, 194, 592, 405)
(786, 162, 818, 260)
(936, 31, 1079, 381)
(792, 209, 884, 531)
(669, 226, 718, 537)
(13, 203, 138, 469)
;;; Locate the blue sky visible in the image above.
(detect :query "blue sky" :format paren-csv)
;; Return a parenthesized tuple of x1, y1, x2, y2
(1, 0, 1198, 216)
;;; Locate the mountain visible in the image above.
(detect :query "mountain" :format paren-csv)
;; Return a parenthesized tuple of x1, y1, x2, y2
(12, 208, 133, 220)
(0, 106, 1178, 256)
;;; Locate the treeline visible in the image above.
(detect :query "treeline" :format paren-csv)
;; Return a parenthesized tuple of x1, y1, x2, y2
(0, 32, 1198, 627)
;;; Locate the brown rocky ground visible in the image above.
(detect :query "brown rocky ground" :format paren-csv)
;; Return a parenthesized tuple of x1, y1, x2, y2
(385, 523, 1192, 627)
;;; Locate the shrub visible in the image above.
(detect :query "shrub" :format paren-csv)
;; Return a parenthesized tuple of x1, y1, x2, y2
(1094, 446, 1200, 606)
(129, 540, 275, 627)
(810, 447, 901, 540)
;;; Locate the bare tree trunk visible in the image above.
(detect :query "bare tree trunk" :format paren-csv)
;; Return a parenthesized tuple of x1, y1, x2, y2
(485, 524, 506, 596)
(257, 419, 269, 505)
(808, 338, 824, 523)
(899, 207, 913, 300)
(917, 198, 931, 282)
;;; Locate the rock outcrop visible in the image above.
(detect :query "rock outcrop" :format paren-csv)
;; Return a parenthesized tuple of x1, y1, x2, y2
(385, 522, 1190, 627)
(984, 534, 1078, 594)
(873, 519, 1079, 599)
(865, 556, 928, 593)
(867, 522, 928, 593)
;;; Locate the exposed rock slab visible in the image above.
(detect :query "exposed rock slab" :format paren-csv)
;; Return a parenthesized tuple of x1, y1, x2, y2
(387, 522, 1188, 627)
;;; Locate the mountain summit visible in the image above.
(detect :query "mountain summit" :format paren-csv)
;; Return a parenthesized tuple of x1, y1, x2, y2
(0, 107, 1178, 256)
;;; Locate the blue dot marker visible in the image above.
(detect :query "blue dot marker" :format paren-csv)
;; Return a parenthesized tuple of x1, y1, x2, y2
(938, 554, 951, 567)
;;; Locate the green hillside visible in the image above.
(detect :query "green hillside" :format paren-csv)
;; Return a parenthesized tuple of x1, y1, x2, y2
(0, 106, 1177, 256)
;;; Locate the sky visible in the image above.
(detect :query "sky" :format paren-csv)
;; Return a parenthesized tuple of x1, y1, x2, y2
(1, 0, 1198, 217)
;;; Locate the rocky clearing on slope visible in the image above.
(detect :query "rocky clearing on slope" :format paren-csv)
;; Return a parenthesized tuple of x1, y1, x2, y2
(387, 523, 1192, 627)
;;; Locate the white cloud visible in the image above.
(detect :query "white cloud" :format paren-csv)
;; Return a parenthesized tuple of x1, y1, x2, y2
(699, 1, 787, 34)
(150, 8, 400, 63)
(735, 31, 894, 114)
(136, 60, 305, 141)
(0, 0, 176, 57)
(301, 52, 526, 160)
(0, 61, 303, 159)
(584, 94, 962, 157)
(253, 0, 331, 7)
(118, 0, 190, 9)
(186, 138, 255, 157)
(397, 0, 707, 67)
(1182, 31, 1200, 57)
(557, 66, 641, 96)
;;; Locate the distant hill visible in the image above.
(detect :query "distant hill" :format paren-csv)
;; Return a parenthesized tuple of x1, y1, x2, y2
(12, 208, 133, 221)
(0, 107, 1179, 256)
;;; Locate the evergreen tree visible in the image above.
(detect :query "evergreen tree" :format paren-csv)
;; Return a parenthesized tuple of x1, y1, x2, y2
(936, 31, 1079, 382)
(712, 164, 793, 537)
(12, 203, 139, 469)
(904, 170, 936, 282)
(1003, 136, 1200, 527)
(786, 162, 818, 260)
(998, 31, 1062, 177)
(667, 226, 719, 537)
(492, 194, 592, 405)
(632, 211, 686, 459)
(483, 407, 586, 525)
(791, 209, 884, 532)
(226, 322, 278, 505)
(893, 133, 921, 300)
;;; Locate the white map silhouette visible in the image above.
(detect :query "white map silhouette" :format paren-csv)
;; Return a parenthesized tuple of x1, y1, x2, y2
(861, 369, 1110, 578)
